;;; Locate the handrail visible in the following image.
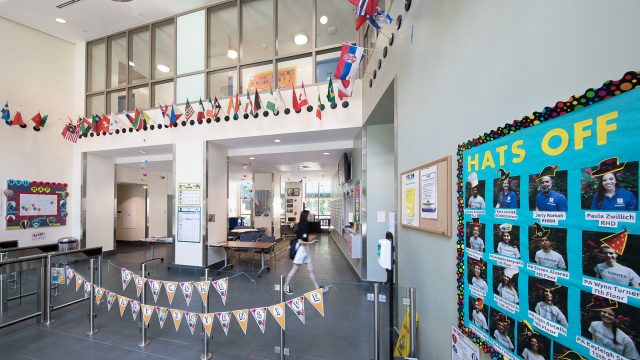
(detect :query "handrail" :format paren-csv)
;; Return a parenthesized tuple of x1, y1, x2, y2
(0, 253, 47, 266)
(0, 243, 59, 254)
(140, 257, 164, 267)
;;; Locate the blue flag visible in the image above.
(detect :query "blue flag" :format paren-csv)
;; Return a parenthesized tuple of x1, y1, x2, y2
(1, 102, 10, 125)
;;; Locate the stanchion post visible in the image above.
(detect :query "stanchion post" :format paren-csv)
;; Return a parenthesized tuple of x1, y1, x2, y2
(87, 258, 98, 335)
(139, 262, 150, 347)
(0, 252, 7, 314)
(279, 275, 285, 359)
(41, 254, 54, 325)
(409, 287, 416, 357)
(373, 283, 380, 360)
(201, 268, 211, 360)
(97, 255, 102, 287)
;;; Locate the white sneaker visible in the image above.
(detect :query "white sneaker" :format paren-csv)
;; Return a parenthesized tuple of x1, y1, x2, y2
(320, 286, 329, 293)
(284, 286, 293, 295)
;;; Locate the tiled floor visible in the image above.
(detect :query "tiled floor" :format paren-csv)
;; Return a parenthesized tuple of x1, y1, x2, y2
(0, 234, 395, 359)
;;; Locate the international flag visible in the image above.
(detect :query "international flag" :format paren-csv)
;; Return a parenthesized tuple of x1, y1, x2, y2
(226, 95, 234, 117)
(292, 82, 309, 112)
(160, 104, 169, 119)
(184, 99, 195, 121)
(141, 111, 151, 125)
(213, 97, 222, 117)
(31, 112, 48, 131)
(244, 91, 253, 115)
(101, 114, 111, 133)
(233, 92, 240, 119)
(316, 87, 323, 120)
(253, 89, 263, 113)
(80, 116, 92, 136)
(109, 113, 119, 132)
(368, 7, 393, 29)
(197, 98, 206, 122)
(275, 87, 286, 112)
(169, 104, 182, 126)
(132, 108, 143, 130)
(1, 102, 10, 125)
(327, 78, 336, 105)
(12, 109, 26, 128)
(265, 88, 276, 113)
(356, 0, 378, 18)
(61, 117, 79, 143)
(335, 79, 353, 100)
(334, 44, 364, 80)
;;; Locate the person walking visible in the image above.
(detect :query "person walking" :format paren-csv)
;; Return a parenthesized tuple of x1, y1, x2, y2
(284, 210, 323, 295)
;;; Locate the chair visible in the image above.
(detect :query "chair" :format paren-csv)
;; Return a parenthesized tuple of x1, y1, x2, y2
(237, 233, 260, 265)
(255, 236, 276, 267)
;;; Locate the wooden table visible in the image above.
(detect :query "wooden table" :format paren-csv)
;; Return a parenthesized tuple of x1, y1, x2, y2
(229, 228, 260, 234)
(209, 241, 275, 277)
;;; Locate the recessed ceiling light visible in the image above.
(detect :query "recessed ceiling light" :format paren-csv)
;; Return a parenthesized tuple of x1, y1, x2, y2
(55, 18, 67, 24)
(322, 152, 330, 155)
(227, 49, 238, 59)
(249, 157, 255, 160)
(129, 61, 135, 67)
(157, 64, 170, 73)
(294, 33, 308, 46)
(274, 139, 281, 143)
(319, 16, 328, 25)
(139, 150, 146, 154)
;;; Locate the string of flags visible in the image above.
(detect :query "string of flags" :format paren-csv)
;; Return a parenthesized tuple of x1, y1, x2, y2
(50, 266, 325, 336)
(2, 101, 49, 131)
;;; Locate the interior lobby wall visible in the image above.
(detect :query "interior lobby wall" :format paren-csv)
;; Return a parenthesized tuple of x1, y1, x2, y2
(115, 183, 146, 241)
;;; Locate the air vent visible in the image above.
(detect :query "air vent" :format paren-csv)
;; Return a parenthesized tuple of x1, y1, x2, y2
(56, 0, 80, 9)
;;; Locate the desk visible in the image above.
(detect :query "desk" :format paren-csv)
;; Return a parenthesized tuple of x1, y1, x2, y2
(142, 237, 173, 258)
(229, 228, 260, 234)
(210, 241, 275, 277)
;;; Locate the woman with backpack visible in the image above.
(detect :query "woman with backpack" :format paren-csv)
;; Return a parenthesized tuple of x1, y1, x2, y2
(284, 210, 322, 295)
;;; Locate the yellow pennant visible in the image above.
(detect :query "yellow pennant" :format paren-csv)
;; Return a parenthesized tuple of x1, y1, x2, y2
(199, 313, 214, 337)
(163, 281, 178, 304)
(133, 275, 147, 297)
(75, 274, 84, 292)
(268, 303, 286, 331)
(194, 281, 210, 305)
(171, 309, 183, 331)
(304, 289, 325, 317)
(233, 309, 249, 335)
(95, 287, 104, 304)
(117, 295, 129, 317)
(142, 304, 154, 327)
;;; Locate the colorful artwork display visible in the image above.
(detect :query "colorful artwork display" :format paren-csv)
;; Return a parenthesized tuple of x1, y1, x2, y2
(4, 179, 68, 229)
(457, 71, 640, 360)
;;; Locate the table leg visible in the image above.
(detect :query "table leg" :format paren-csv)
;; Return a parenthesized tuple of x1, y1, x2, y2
(217, 248, 233, 274)
(257, 251, 270, 277)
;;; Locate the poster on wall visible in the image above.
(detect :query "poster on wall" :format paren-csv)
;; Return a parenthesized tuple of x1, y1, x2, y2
(4, 180, 68, 229)
(177, 206, 201, 243)
(457, 71, 640, 360)
(401, 170, 420, 227)
(354, 181, 361, 224)
(421, 165, 438, 219)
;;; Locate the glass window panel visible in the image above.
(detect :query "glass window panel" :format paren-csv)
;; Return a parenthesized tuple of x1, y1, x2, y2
(176, 74, 205, 104)
(128, 86, 150, 111)
(107, 90, 126, 114)
(277, 56, 312, 88)
(86, 94, 105, 117)
(108, 34, 127, 89)
(277, 0, 312, 56)
(241, 63, 272, 93)
(177, 10, 205, 75)
(241, 0, 273, 63)
(153, 20, 175, 79)
(152, 81, 174, 108)
(208, 3, 238, 69)
(87, 40, 106, 92)
(208, 69, 237, 99)
(317, 0, 357, 48)
(316, 50, 340, 82)
(129, 28, 150, 85)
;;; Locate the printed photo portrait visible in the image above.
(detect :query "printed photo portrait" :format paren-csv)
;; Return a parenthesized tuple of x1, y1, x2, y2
(553, 342, 588, 360)
(466, 218, 486, 252)
(580, 293, 640, 359)
(529, 166, 568, 212)
(517, 320, 551, 360)
(468, 259, 488, 294)
(494, 223, 521, 259)
(489, 308, 516, 352)
(528, 278, 568, 328)
(493, 265, 519, 305)
(466, 176, 486, 209)
(286, 203, 294, 208)
(286, 188, 295, 196)
(469, 296, 489, 333)
(286, 199, 293, 204)
(494, 169, 520, 209)
(292, 188, 300, 196)
(528, 223, 568, 271)
(580, 158, 638, 211)
(582, 229, 640, 288)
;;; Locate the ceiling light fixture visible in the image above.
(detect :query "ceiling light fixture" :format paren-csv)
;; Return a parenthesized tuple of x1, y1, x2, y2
(319, 16, 328, 25)
(249, 157, 255, 160)
(157, 64, 170, 73)
(322, 152, 330, 155)
(227, 49, 238, 59)
(55, 18, 67, 24)
(129, 61, 135, 67)
(274, 139, 281, 143)
(294, 33, 308, 46)
(139, 150, 146, 154)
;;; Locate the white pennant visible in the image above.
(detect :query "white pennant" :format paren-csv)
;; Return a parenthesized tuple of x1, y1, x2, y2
(148, 279, 161, 303)
(130, 299, 140, 321)
(212, 278, 229, 305)
(65, 266, 75, 285)
(286, 296, 306, 324)
(83, 281, 92, 299)
(216, 311, 231, 336)
(121, 268, 132, 291)
(179, 282, 193, 306)
(250, 307, 268, 334)
(156, 307, 169, 329)
(106, 291, 117, 311)
(185, 311, 198, 335)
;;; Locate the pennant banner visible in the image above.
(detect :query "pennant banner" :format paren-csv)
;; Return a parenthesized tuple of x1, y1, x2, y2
(65, 266, 75, 285)
(75, 274, 84, 292)
(199, 313, 214, 337)
(118, 295, 129, 317)
(106, 291, 117, 311)
(212, 278, 228, 305)
(142, 304, 154, 327)
(148, 279, 161, 303)
(304, 289, 325, 317)
(233, 309, 249, 335)
(164, 281, 178, 304)
(216, 311, 231, 336)
(179, 282, 193, 306)
(95, 286, 104, 304)
(130, 299, 141, 321)
(269, 303, 286, 331)
(156, 307, 169, 329)
(84, 281, 92, 299)
(171, 309, 183, 332)
(51, 267, 65, 285)
(251, 307, 268, 334)
(185, 311, 198, 335)
(195, 280, 210, 305)
(133, 275, 147, 297)
(286, 296, 306, 324)
(121, 268, 132, 291)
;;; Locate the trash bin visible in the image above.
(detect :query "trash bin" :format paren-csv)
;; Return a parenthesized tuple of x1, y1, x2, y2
(57, 237, 79, 252)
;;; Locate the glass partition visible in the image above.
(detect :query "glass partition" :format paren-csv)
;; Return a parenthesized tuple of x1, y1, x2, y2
(316, 0, 358, 48)
(241, 62, 273, 94)
(177, 10, 205, 75)
(241, 0, 274, 63)
(277, 0, 312, 56)
(0, 258, 42, 326)
(208, 3, 238, 69)
(316, 49, 341, 82)
(108, 90, 126, 114)
(108, 34, 127, 89)
(208, 69, 237, 98)
(129, 27, 150, 85)
(87, 40, 106, 92)
(153, 20, 175, 80)
(176, 74, 205, 105)
(152, 81, 174, 108)
(277, 55, 313, 87)
(128, 85, 150, 111)
(86, 94, 105, 116)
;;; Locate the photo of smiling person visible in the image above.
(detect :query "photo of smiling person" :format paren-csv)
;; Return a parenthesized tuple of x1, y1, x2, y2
(466, 173, 486, 209)
(466, 217, 485, 252)
(581, 158, 639, 211)
(583, 229, 640, 289)
(494, 169, 519, 209)
(490, 310, 515, 351)
(529, 279, 568, 328)
(517, 320, 551, 360)
(494, 266, 519, 304)
(468, 259, 488, 294)
(469, 296, 489, 332)
(529, 166, 568, 212)
(529, 223, 567, 270)
(495, 223, 521, 259)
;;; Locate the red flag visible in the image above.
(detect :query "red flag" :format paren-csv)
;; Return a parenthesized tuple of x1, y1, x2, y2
(31, 112, 42, 127)
(336, 79, 353, 100)
(101, 114, 111, 133)
(12, 110, 26, 127)
(292, 86, 300, 112)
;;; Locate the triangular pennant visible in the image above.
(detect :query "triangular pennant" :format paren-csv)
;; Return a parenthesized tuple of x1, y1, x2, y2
(250, 307, 268, 334)
(117, 295, 129, 317)
(195, 281, 210, 305)
(233, 309, 249, 335)
(216, 312, 231, 336)
(199, 313, 214, 337)
(179, 282, 193, 306)
(164, 281, 178, 304)
(286, 296, 306, 324)
(130, 299, 141, 321)
(304, 289, 325, 317)
(185, 311, 198, 335)
(83, 281, 92, 299)
(148, 279, 161, 303)
(75, 274, 84, 292)
(171, 309, 183, 331)
(156, 307, 169, 329)
(94, 286, 104, 305)
(121, 268, 132, 291)
(65, 266, 75, 285)
(106, 291, 117, 311)
(212, 278, 228, 305)
(268, 303, 286, 331)
(133, 275, 147, 297)
(142, 304, 154, 327)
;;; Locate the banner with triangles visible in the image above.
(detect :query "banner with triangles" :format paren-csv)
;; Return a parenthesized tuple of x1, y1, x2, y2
(95, 286, 104, 304)
(216, 311, 231, 336)
(65, 266, 75, 285)
(75, 274, 84, 292)
(194, 280, 210, 305)
(106, 291, 117, 311)
(121, 268, 132, 291)
(199, 313, 214, 337)
(130, 299, 141, 321)
(156, 307, 169, 329)
(233, 309, 249, 335)
(286, 296, 306, 324)
(164, 281, 178, 304)
(268, 303, 286, 330)
(84, 281, 92, 299)
(212, 278, 228, 305)
(118, 295, 129, 317)
(148, 279, 162, 303)
(304, 289, 325, 317)
(185, 311, 198, 335)
(142, 304, 154, 327)
(179, 282, 193, 306)
(171, 309, 183, 331)
(251, 307, 268, 334)
(133, 275, 147, 297)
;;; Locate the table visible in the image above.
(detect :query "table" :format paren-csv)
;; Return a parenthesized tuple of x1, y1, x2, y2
(142, 237, 173, 259)
(210, 241, 275, 277)
(229, 228, 260, 234)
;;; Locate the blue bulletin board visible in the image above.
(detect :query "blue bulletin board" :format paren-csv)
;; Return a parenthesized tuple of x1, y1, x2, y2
(457, 71, 640, 360)
(4, 179, 69, 229)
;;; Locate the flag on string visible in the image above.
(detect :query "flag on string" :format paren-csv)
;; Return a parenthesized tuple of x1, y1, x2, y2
(61, 118, 79, 143)
(184, 99, 195, 121)
(179, 281, 193, 306)
(83, 281, 92, 299)
(195, 280, 210, 305)
(163, 281, 178, 304)
(244, 90, 253, 115)
(334, 44, 364, 80)
(1, 102, 10, 125)
(130, 299, 141, 321)
(118, 295, 129, 317)
(199, 313, 214, 337)
(65, 266, 75, 285)
(75, 274, 84, 292)
(121, 268, 132, 291)
(133, 274, 147, 297)
(212, 278, 228, 305)
(51, 267, 65, 284)
(304, 289, 325, 317)
(216, 311, 231, 336)
(233, 92, 240, 119)
(148, 279, 161, 303)
(336, 79, 353, 100)
(233, 309, 249, 335)
(226, 95, 234, 117)
(12, 108, 26, 128)
(197, 98, 206, 122)
(268, 303, 286, 330)
(327, 77, 336, 105)
(253, 89, 262, 113)
(274, 87, 286, 112)
(250, 307, 268, 334)
(106, 291, 117, 311)
(156, 307, 169, 329)
(286, 296, 306, 324)
(265, 88, 276, 113)
(316, 87, 323, 120)
(95, 286, 104, 304)
(185, 311, 198, 335)
(142, 304, 154, 327)
(171, 309, 184, 331)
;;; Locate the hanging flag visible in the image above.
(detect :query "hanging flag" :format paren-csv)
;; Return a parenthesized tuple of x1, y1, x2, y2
(226, 95, 234, 117)
(142, 304, 154, 327)
(51, 267, 65, 285)
(171, 309, 184, 331)
(118, 295, 129, 317)
(268, 303, 286, 330)
(216, 311, 232, 336)
(197, 98, 206, 122)
(194, 280, 210, 305)
(95, 287, 104, 305)
(133, 274, 147, 297)
(233, 309, 249, 335)
(274, 87, 286, 112)
(184, 99, 195, 121)
(334, 44, 364, 80)
(65, 266, 75, 285)
(12, 108, 26, 128)
(31, 112, 43, 131)
(316, 87, 323, 120)
(185, 311, 198, 335)
(199, 313, 214, 337)
(253, 89, 262, 113)
(121, 268, 132, 291)
(250, 307, 268, 334)
(156, 307, 169, 329)
(286, 296, 306, 324)
(160, 103, 169, 119)
(130, 299, 141, 321)
(61, 118, 79, 143)
(75, 274, 84, 292)
(148, 279, 161, 303)
(355, 0, 378, 18)
(1, 102, 10, 125)
(244, 90, 254, 115)
(141, 110, 152, 125)
(368, 7, 393, 30)
(106, 291, 117, 311)
(212, 278, 228, 305)
(335, 79, 353, 100)
(304, 289, 325, 317)
(179, 281, 193, 306)
(163, 281, 178, 304)
(327, 78, 336, 105)
(265, 88, 276, 113)
(83, 281, 92, 299)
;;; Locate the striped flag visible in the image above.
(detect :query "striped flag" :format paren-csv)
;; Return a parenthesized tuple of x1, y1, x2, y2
(197, 98, 206, 121)
(334, 44, 364, 80)
(61, 117, 79, 143)
(184, 99, 195, 121)
(253, 89, 262, 113)
(244, 91, 253, 115)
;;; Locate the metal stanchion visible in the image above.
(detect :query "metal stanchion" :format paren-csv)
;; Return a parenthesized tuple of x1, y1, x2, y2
(409, 287, 416, 357)
(201, 268, 211, 360)
(139, 262, 150, 347)
(279, 275, 285, 359)
(373, 283, 380, 360)
(0, 252, 7, 314)
(41, 254, 54, 325)
(87, 258, 98, 335)
(97, 255, 103, 287)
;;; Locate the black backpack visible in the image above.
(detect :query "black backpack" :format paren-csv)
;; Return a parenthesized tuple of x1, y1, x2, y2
(289, 238, 298, 260)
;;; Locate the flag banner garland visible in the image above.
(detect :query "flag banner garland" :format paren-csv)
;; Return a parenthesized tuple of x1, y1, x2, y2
(195, 280, 210, 305)
(118, 295, 128, 317)
(107, 291, 117, 311)
(51, 267, 65, 285)
(83, 281, 92, 299)
(233, 309, 249, 335)
(250, 307, 268, 334)
(142, 304, 154, 327)
(268, 303, 286, 330)
(171, 309, 183, 331)
(130, 299, 140, 321)
(65, 266, 75, 285)
(164, 281, 178, 304)
(95, 287, 104, 304)
(305, 289, 325, 317)
(199, 313, 214, 337)
(148, 279, 162, 303)
(156, 307, 169, 329)
(213, 278, 228, 305)
(133, 275, 147, 297)
(286, 297, 306, 324)
(121, 268, 132, 291)
(216, 311, 232, 336)
(185, 311, 198, 335)
(179, 282, 193, 306)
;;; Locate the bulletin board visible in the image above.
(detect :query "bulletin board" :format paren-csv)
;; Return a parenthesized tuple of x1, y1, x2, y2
(4, 179, 69, 229)
(456, 71, 640, 360)
(400, 155, 452, 236)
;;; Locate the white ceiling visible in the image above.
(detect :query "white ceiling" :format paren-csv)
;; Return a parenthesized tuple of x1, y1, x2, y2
(118, 160, 173, 174)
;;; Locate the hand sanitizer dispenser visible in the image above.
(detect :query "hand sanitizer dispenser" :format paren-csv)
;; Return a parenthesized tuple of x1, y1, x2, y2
(377, 238, 392, 270)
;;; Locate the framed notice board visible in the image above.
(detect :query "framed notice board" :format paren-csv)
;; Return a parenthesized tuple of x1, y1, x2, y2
(400, 155, 452, 236)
